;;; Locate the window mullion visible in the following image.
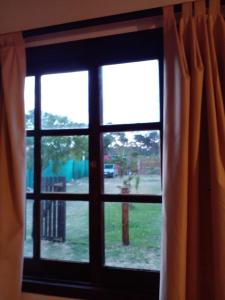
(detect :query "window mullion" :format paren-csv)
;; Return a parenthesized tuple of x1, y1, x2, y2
(33, 75, 41, 260)
(89, 66, 104, 283)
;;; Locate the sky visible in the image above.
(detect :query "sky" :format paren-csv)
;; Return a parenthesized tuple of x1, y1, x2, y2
(24, 60, 160, 127)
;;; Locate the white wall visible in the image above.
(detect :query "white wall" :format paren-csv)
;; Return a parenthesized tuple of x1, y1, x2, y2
(0, 0, 192, 34)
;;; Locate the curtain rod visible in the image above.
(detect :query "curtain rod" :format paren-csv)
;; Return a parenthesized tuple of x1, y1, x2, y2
(23, 7, 165, 39)
(24, 14, 164, 48)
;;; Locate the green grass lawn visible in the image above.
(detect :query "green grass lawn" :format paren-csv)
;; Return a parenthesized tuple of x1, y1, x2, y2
(105, 202, 161, 270)
(24, 176, 162, 270)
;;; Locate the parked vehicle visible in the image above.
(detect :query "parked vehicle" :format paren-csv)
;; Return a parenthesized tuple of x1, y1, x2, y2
(104, 163, 118, 178)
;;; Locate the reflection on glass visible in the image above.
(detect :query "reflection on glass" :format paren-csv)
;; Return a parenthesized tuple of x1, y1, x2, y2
(41, 136, 89, 193)
(26, 137, 34, 192)
(105, 203, 161, 270)
(41, 72, 89, 129)
(102, 60, 160, 125)
(103, 131, 161, 195)
(41, 201, 89, 262)
(24, 199, 34, 257)
(24, 76, 35, 130)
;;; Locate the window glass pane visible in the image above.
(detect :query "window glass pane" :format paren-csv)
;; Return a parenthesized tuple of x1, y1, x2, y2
(26, 137, 34, 193)
(102, 60, 159, 125)
(41, 201, 89, 262)
(24, 76, 35, 130)
(24, 199, 34, 257)
(105, 203, 161, 270)
(41, 72, 89, 129)
(103, 131, 161, 195)
(41, 136, 89, 193)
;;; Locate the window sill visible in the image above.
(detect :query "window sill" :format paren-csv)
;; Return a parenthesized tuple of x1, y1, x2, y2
(22, 277, 159, 300)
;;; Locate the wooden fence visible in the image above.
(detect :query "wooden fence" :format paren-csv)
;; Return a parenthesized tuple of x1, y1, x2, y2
(41, 177, 66, 242)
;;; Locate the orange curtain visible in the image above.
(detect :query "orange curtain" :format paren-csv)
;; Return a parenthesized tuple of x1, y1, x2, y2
(160, 0, 225, 299)
(0, 33, 26, 299)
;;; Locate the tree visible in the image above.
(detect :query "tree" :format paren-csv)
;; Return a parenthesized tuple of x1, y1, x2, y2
(103, 131, 160, 176)
(103, 133, 115, 155)
(103, 132, 130, 176)
(42, 112, 86, 129)
(134, 131, 160, 156)
(26, 111, 88, 174)
(42, 135, 88, 173)
(26, 136, 34, 171)
(25, 110, 34, 129)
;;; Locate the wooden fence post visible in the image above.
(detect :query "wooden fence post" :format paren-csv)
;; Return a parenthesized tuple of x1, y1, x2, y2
(122, 202, 129, 245)
(121, 186, 129, 246)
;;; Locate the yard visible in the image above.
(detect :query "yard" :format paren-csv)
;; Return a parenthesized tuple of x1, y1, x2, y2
(63, 173, 161, 195)
(24, 175, 162, 270)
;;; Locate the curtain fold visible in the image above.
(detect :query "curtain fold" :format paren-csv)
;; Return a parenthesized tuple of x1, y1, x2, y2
(0, 33, 26, 300)
(160, 0, 225, 299)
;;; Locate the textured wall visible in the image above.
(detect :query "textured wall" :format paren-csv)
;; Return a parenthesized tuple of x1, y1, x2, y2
(0, 0, 191, 34)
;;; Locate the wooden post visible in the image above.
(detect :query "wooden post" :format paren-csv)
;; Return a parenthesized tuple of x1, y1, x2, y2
(122, 202, 129, 245)
(121, 186, 129, 246)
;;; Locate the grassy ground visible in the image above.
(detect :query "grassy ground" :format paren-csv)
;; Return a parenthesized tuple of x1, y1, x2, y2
(105, 202, 161, 270)
(24, 175, 162, 270)
(104, 174, 161, 195)
(65, 174, 161, 195)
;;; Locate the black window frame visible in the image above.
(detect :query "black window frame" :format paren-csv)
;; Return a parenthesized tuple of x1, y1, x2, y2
(23, 28, 163, 300)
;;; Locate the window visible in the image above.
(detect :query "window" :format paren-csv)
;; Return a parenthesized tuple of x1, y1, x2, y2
(23, 28, 163, 299)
